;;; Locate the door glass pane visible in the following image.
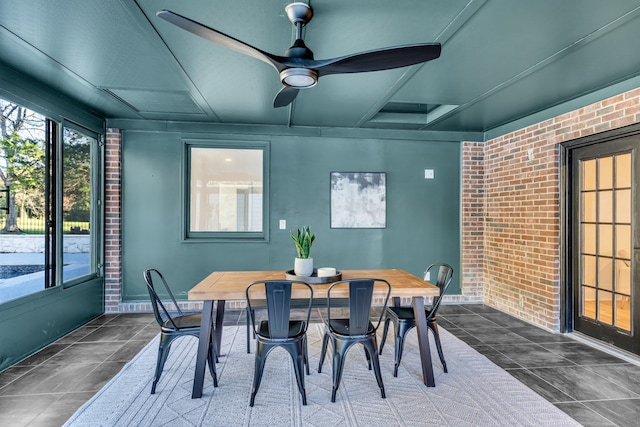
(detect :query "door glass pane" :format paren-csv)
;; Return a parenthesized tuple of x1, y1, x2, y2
(62, 127, 94, 282)
(583, 192, 596, 222)
(583, 254, 597, 286)
(616, 189, 631, 224)
(582, 159, 597, 191)
(615, 295, 631, 331)
(582, 286, 596, 319)
(616, 259, 631, 295)
(598, 257, 613, 291)
(583, 223, 596, 254)
(598, 224, 613, 257)
(599, 156, 613, 189)
(616, 153, 631, 188)
(598, 290, 613, 325)
(616, 225, 631, 261)
(598, 190, 613, 223)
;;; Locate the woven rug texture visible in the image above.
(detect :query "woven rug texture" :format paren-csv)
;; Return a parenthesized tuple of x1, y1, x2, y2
(64, 323, 581, 426)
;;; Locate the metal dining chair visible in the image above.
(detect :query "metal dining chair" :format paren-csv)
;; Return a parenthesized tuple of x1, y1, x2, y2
(144, 268, 218, 394)
(246, 279, 313, 406)
(318, 278, 391, 402)
(379, 263, 454, 377)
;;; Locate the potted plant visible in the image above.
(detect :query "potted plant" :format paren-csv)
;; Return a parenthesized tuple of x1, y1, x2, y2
(291, 225, 315, 276)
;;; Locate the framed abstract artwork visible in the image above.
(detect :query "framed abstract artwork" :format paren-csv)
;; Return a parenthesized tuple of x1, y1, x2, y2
(330, 172, 386, 228)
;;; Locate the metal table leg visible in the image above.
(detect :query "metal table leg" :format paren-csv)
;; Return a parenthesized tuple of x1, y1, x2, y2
(214, 300, 226, 358)
(192, 300, 215, 398)
(412, 296, 435, 387)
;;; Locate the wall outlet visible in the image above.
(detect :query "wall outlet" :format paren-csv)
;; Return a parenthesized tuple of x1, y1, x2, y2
(424, 169, 435, 179)
(424, 271, 431, 281)
(279, 219, 286, 230)
(519, 296, 525, 308)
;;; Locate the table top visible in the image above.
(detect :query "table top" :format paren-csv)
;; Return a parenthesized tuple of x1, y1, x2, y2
(188, 269, 439, 301)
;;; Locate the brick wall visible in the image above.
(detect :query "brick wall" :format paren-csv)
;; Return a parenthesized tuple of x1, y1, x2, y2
(461, 87, 640, 331)
(460, 142, 485, 301)
(104, 128, 122, 313)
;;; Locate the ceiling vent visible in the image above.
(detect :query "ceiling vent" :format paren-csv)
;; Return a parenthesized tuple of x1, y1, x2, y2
(103, 88, 204, 115)
(367, 102, 458, 128)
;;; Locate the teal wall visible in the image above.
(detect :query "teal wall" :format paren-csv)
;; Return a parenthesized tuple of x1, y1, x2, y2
(121, 129, 461, 301)
(0, 279, 104, 371)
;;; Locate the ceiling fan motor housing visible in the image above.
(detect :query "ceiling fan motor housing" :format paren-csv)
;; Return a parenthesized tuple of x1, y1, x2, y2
(280, 68, 318, 88)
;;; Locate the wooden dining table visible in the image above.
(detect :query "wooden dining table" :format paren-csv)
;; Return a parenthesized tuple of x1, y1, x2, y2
(188, 269, 440, 398)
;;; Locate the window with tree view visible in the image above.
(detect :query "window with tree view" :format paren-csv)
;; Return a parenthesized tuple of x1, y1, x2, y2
(62, 126, 95, 283)
(188, 144, 266, 239)
(1, 99, 48, 303)
(1, 97, 99, 303)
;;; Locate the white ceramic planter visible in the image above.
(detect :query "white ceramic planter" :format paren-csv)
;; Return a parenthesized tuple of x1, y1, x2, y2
(294, 257, 314, 276)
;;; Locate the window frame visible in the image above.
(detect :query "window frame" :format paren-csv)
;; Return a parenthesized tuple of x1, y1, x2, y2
(60, 120, 102, 288)
(182, 139, 270, 242)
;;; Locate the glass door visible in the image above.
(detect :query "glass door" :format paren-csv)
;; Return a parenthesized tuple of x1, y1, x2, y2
(572, 135, 639, 354)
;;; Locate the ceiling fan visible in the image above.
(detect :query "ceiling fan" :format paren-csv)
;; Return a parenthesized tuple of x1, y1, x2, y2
(157, 2, 441, 108)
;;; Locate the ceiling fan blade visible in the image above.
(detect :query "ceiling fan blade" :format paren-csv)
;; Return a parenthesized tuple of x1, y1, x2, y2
(157, 10, 284, 71)
(314, 43, 441, 76)
(273, 85, 299, 108)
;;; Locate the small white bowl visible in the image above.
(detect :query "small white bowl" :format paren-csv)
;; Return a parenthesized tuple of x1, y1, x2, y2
(317, 267, 337, 277)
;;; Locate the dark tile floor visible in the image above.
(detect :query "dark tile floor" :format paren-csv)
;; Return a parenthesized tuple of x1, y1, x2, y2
(1, 304, 639, 426)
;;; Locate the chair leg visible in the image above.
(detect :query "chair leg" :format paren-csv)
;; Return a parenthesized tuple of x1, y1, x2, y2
(428, 320, 447, 373)
(364, 344, 372, 370)
(250, 342, 269, 407)
(151, 333, 173, 394)
(379, 317, 391, 354)
(207, 340, 218, 387)
(210, 325, 219, 364)
(393, 332, 403, 378)
(364, 339, 385, 399)
(331, 339, 352, 403)
(285, 342, 308, 406)
(318, 332, 330, 373)
(246, 308, 251, 353)
(303, 335, 310, 375)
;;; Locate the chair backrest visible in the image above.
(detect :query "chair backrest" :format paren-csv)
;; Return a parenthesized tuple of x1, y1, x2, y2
(246, 280, 313, 339)
(143, 268, 184, 330)
(327, 278, 391, 335)
(424, 263, 454, 321)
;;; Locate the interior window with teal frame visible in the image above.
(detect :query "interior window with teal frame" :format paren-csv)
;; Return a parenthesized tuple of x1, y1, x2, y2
(185, 140, 269, 241)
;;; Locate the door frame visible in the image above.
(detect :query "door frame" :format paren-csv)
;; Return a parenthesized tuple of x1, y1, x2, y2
(561, 122, 640, 345)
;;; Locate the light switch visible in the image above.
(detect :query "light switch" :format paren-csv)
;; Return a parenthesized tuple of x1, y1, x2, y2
(279, 219, 286, 230)
(424, 169, 435, 179)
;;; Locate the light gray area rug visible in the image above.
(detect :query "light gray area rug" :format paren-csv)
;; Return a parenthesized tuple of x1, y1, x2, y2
(64, 324, 581, 426)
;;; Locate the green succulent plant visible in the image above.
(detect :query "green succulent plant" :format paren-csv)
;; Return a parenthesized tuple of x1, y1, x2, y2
(290, 225, 315, 259)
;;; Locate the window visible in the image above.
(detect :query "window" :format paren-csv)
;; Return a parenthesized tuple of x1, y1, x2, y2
(0, 98, 101, 303)
(186, 141, 268, 240)
(62, 124, 98, 285)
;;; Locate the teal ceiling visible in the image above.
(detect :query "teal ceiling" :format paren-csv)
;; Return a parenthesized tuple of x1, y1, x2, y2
(1, 0, 640, 136)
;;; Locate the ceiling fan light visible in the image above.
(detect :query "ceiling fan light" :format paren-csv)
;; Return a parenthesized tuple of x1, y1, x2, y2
(281, 68, 317, 88)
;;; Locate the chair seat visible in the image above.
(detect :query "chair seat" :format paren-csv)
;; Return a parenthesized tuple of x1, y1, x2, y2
(328, 318, 375, 336)
(386, 306, 434, 321)
(257, 320, 306, 339)
(161, 313, 202, 331)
